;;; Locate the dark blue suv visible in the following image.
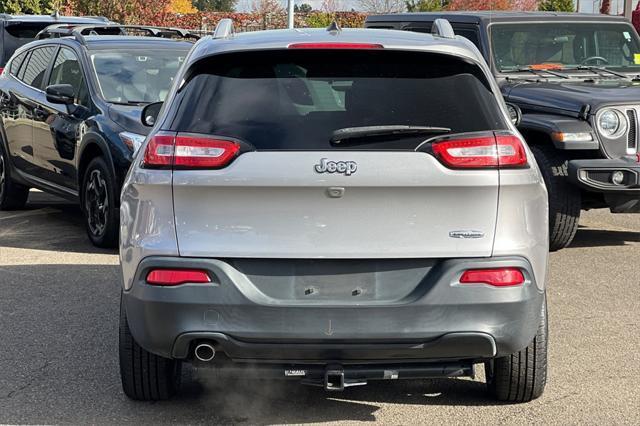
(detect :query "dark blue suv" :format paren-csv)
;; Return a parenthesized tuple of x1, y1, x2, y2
(0, 25, 194, 247)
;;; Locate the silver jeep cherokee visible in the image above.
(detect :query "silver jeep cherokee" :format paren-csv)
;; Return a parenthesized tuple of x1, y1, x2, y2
(118, 20, 549, 403)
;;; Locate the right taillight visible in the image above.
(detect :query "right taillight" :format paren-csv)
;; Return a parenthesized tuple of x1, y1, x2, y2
(431, 133, 527, 169)
(142, 132, 241, 169)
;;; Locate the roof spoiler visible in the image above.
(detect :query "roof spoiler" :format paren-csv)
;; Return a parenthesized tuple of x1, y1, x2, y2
(212, 19, 234, 39)
(431, 18, 455, 39)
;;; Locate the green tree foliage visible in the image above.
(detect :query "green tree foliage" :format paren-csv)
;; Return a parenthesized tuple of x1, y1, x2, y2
(192, 0, 237, 12)
(405, 0, 443, 11)
(0, 0, 55, 14)
(294, 3, 313, 12)
(538, 0, 574, 12)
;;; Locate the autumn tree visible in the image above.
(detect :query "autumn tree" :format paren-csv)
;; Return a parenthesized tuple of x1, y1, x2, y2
(538, 0, 573, 12)
(192, 0, 237, 12)
(169, 0, 197, 13)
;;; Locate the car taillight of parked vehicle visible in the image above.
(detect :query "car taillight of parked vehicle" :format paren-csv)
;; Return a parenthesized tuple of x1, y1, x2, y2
(432, 133, 527, 169)
(142, 132, 241, 169)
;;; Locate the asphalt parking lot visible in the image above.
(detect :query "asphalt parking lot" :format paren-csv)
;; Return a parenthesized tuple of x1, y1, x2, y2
(0, 191, 639, 424)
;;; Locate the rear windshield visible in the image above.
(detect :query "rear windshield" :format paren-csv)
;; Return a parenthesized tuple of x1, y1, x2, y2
(1, 22, 52, 66)
(171, 50, 507, 150)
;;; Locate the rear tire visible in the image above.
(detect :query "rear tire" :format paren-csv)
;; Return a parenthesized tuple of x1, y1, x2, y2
(119, 295, 182, 401)
(0, 144, 29, 210)
(531, 145, 581, 251)
(485, 298, 548, 403)
(82, 157, 119, 248)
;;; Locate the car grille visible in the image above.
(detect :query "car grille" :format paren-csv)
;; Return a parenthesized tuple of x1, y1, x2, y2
(625, 108, 638, 155)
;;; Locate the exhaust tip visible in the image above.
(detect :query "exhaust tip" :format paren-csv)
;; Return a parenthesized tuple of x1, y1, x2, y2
(194, 343, 216, 362)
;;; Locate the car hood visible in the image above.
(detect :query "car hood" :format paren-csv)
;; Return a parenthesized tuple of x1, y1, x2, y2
(503, 78, 640, 115)
(108, 104, 151, 136)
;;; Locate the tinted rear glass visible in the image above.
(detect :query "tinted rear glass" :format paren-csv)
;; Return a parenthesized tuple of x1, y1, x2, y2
(171, 50, 506, 150)
(1, 22, 52, 66)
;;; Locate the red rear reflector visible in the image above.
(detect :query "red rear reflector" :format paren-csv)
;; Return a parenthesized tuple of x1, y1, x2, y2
(432, 133, 527, 169)
(288, 42, 383, 49)
(146, 269, 211, 286)
(142, 133, 240, 169)
(0, 67, 4, 75)
(459, 268, 525, 287)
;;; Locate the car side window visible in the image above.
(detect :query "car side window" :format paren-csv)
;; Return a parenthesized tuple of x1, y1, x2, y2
(20, 46, 56, 89)
(16, 52, 30, 81)
(453, 27, 481, 50)
(9, 51, 27, 76)
(48, 47, 89, 106)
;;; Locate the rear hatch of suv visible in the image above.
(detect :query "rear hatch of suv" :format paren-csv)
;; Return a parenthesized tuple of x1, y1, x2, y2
(155, 48, 512, 259)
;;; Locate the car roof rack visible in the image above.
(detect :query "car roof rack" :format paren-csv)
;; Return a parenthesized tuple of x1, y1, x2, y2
(431, 18, 455, 39)
(212, 19, 234, 39)
(35, 24, 200, 44)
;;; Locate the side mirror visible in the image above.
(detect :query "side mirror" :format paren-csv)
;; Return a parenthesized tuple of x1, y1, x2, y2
(506, 102, 522, 127)
(46, 84, 75, 105)
(141, 102, 163, 127)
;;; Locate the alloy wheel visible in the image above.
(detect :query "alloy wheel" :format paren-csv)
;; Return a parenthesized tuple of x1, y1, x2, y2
(85, 169, 109, 237)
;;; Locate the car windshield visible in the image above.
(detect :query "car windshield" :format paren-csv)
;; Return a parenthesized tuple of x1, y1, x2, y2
(90, 49, 186, 104)
(491, 22, 640, 72)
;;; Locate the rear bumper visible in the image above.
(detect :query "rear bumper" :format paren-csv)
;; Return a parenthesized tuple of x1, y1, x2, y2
(123, 256, 544, 362)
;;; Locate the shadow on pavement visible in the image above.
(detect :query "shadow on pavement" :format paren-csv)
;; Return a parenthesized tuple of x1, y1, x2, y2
(0, 191, 115, 255)
(0, 263, 502, 424)
(570, 226, 640, 248)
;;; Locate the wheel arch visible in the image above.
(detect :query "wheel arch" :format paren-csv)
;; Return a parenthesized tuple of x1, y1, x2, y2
(78, 135, 117, 203)
(519, 113, 599, 150)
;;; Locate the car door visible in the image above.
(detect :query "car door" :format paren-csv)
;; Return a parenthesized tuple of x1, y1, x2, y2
(0, 50, 32, 173)
(32, 46, 89, 190)
(13, 46, 56, 177)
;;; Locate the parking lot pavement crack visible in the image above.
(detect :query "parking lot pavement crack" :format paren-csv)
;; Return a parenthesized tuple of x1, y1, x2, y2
(1, 359, 50, 400)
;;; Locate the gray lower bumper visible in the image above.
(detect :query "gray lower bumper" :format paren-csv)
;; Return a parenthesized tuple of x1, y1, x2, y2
(123, 256, 544, 362)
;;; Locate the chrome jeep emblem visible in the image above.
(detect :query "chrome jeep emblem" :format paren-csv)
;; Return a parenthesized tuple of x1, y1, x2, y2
(314, 158, 357, 176)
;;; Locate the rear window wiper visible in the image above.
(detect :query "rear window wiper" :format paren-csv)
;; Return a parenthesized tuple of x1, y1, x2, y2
(330, 125, 451, 145)
(502, 67, 570, 79)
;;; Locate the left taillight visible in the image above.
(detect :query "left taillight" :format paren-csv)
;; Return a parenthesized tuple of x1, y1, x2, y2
(431, 133, 528, 169)
(146, 269, 211, 286)
(142, 132, 241, 169)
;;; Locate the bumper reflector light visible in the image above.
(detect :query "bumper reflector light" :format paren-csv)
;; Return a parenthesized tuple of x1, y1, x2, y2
(459, 268, 525, 287)
(146, 269, 211, 286)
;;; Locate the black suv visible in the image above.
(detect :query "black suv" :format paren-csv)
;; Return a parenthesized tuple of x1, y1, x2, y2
(0, 25, 194, 247)
(0, 14, 110, 72)
(366, 12, 640, 250)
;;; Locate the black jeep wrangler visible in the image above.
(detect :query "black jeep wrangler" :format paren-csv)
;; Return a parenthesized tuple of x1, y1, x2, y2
(366, 12, 640, 250)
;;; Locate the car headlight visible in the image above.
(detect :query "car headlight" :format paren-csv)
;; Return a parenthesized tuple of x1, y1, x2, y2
(119, 132, 147, 155)
(597, 109, 627, 139)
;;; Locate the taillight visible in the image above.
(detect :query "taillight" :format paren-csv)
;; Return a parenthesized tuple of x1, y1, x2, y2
(431, 133, 527, 169)
(288, 42, 383, 49)
(142, 133, 240, 169)
(459, 268, 525, 287)
(0, 67, 4, 75)
(146, 269, 211, 286)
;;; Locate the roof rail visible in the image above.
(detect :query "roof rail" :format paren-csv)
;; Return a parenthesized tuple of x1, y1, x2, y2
(212, 19, 234, 39)
(431, 18, 455, 39)
(35, 24, 200, 42)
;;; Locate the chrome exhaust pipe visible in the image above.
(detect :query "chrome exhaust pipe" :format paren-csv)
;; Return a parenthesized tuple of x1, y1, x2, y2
(194, 343, 216, 362)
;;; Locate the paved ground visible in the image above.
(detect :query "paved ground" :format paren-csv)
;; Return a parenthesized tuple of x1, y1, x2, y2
(0, 191, 639, 424)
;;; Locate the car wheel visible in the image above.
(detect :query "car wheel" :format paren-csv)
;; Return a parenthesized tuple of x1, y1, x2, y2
(82, 157, 118, 248)
(0, 144, 30, 210)
(119, 295, 182, 401)
(531, 145, 581, 251)
(485, 297, 548, 403)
